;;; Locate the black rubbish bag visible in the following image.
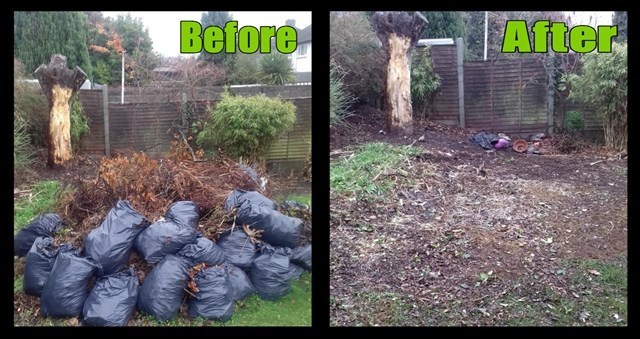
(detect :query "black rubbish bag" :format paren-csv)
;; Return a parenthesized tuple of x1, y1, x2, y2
(226, 264, 255, 301)
(237, 163, 266, 190)
(217, 229, 257, 270)
(179, 236, 226, 267)
(287, 263, 305, 281)
(84, 200, 150, 275)
(40, 248, 101, 318)
(165, 201, 200, 229)
(223, 189, 278, 211)
(251, 245, 292, 300)
(82, 268, 139, 327)
(469, 132, 500, 150)
(23, 237, 72, 297)
(290, 244, 312, 272)
(137, 254, 190, 321)
(236, 201, 303, 248)
(135, 219, 197, 265)
(187, 266, 234, 322)
(14, 213, 65, 257)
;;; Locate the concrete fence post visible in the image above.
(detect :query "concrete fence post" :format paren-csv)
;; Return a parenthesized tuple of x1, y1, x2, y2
(102, 85, 110, 156)
(456, 37, 465, 128)
(546, 55, 556, 136)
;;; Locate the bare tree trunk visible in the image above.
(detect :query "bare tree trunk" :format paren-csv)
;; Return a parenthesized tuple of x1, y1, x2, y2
(34, 55, 87, 167)
(372, 12, 427, 136)
(385, 34, 413, 134)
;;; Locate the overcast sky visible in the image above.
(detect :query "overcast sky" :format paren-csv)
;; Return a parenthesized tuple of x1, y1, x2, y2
(101, 11, 614, 57)
(102, 11, 311, 57)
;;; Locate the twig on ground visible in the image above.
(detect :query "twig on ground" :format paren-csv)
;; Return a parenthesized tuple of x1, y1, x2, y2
(177, 129, 198, 162)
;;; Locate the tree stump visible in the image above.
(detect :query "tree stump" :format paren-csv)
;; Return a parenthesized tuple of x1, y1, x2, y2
(34, 54, 87, 167)
(372, 12, 428, 136)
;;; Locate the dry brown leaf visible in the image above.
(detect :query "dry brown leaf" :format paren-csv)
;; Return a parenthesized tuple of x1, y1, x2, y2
(243, 224, 264, 244)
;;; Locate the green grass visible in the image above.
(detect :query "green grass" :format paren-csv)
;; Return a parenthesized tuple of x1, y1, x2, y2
(14, 180, 61, 234)
(330, 142, 420, 197)
(14, 276, 23, 294)
(282, 194, 311, 206)
(350, 291, 410, 326)
(217, 272, 312, 326)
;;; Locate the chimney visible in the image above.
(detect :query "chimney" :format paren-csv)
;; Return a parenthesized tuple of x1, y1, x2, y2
(285, 19, 296, 27)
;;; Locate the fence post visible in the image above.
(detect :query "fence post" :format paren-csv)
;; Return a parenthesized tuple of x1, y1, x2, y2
(456, 37, 465, 128)
(546, 55, 556, 136)
(519, 59, 523, 133)
(102, 85, 110, 157)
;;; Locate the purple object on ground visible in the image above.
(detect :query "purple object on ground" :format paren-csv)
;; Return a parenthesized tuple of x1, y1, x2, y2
(494, 138, 509, 149)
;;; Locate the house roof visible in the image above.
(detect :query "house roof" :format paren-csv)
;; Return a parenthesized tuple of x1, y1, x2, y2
(297, 25, 311, 43)
(416, 38, 454, 46)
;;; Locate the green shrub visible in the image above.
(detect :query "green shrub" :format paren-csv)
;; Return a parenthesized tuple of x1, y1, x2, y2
(259, 53, 295, 85)
(330, 12, 386, 108)
(196, 92, 296, 163)
(565, 110, 584, 133)
(14, 59, 49, 147)
(70, 94, 90, 147)
(567, 42, 627, 151)
(14, 117, 35, 180)
(330, 60, 355, 127)
(411, 47, 441, 120)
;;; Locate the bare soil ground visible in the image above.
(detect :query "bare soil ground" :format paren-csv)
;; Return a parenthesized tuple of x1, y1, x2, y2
(330, 108, 627, 326)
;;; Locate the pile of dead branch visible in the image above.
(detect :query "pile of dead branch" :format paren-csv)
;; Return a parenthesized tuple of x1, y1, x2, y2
(56, 152, 259, 241)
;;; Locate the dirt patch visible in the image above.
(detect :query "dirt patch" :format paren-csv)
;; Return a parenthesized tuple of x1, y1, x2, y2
(330, 109, 627, 326)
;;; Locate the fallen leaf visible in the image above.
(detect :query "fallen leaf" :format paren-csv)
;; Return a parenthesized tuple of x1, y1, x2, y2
(67, 317, 79, 326)
(579, 311, 590, 322)
(478, 308, 490, 317)
(588, 269, 601, 276)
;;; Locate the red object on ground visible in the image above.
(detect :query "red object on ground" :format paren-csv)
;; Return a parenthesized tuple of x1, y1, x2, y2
(513, 140, 528, 153)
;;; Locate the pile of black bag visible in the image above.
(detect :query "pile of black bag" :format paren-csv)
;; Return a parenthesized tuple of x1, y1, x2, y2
(14, 190, 312, 326)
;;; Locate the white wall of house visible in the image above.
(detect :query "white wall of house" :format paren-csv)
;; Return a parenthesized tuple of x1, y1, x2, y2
(290, 42, 311, 73)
